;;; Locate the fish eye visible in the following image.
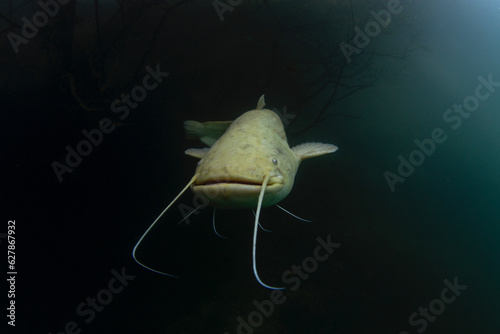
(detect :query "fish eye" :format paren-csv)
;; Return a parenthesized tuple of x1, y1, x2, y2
(272, 158, 278, 165)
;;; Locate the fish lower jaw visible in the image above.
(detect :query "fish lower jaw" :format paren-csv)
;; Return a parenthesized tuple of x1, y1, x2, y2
(192, 182, 282, 195)
(190, 183, 284, 209)
(195, 174, 284, 186)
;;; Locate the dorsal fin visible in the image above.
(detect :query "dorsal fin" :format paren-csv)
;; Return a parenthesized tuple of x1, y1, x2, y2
(256, 95, 265, 109)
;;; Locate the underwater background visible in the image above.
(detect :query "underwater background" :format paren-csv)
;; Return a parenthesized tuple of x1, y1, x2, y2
(2, 0, 500, 333)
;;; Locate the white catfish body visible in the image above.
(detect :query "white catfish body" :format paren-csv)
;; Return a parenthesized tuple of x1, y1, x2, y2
(133, 95, 338, 289)
(185, 96, 337, 209)
(187, 108, 299, 209)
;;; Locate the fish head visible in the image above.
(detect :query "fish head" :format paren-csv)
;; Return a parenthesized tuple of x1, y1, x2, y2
(190, 110, 300, 209)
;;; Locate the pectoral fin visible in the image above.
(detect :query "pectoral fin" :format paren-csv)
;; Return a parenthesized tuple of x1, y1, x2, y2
(184, 120, 233, 147)
(291, 142, 338, 160)
(185, 147, 209, 159)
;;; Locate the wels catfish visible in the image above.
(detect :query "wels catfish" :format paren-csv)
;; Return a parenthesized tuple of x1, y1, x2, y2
(133, 95, 338, 289)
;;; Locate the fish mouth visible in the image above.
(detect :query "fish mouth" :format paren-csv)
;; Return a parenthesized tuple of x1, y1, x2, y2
(194, 176, 283, 188)
(191, 176, 286, 209)
(192, 176, 283, 199)
(201, 179, 264, 186)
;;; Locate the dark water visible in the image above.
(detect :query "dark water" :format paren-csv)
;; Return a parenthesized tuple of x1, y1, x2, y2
(3, 0, 500, 333)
